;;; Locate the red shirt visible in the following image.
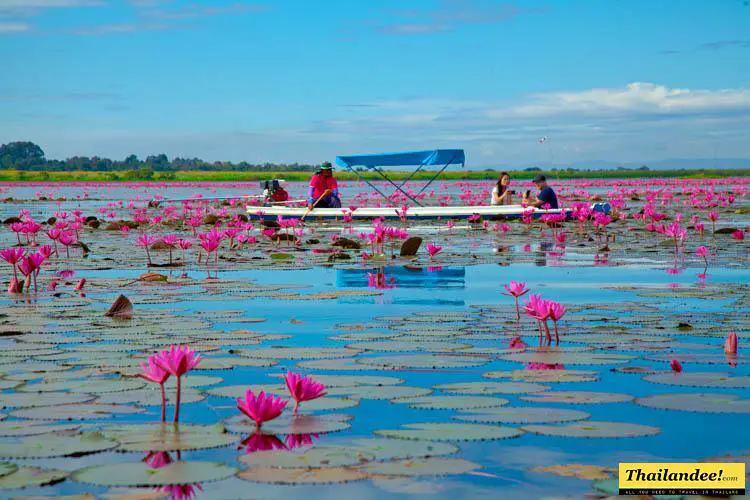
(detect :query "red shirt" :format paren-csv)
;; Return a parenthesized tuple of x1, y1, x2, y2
(310, 174, 337, 199)
(270, 188, 288, 202)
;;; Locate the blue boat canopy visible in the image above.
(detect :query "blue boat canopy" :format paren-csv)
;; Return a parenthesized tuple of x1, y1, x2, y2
(334, 149, 465, 206)
(335, 149, 465, 169)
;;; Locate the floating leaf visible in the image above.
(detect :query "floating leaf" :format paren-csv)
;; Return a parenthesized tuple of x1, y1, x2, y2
(348, 438, 458, 460)
(268, 374, 404, 387)
(0, 421, 81, 436)
(226, 414, 352, 435)
(483, 369, 599, 383)
(521, 421, 660, 438)
(10, 403, 145, 421)
(634, 393, 750, 413)
(0, 462, 17, 479)
(237, 466, 368, 484)
(18, 378, 146, 394)
(433, 381, 549, 395)
(96, 388, 206, 406)
(73, 461, 237, 487)
(455, 407, 591, 424)
(0, 392, 96, 409)
(520, 391, 634, 404)
(375, 423, 523, 442)
(326, 385, 432, 400)
(0, 466, 69, 489)
(100, 423, 237, 452)
(240, 446, 371, 468)
(361, 457, 480, 476)
(237, 347, 359, 359)
(501, 351, 633, 365)
(643, 372, 750, 388)
(358, 354, 488, 369)
(0, 432, 118, 458)
(345, 341, 470, 353)
(393, 395, 509, 410)
(531, 464, 614, 480)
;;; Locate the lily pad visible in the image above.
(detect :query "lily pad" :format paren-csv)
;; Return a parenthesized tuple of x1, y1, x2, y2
(393, 395, 509, 410)
(0, 392, 96, 409)
(455, 407, 591, 424)
(268, 374, 404, 387)
(531, 464, 614, 480)
(0, 466, 69, 489)
(326, 385, 432, 400)
(360, 457, 480, 476)
(10, 403, 145, 421)
(348, 438, 458, 460)
(501, 351, 633, 365)
(226, 414, 352, 435)
(358, 354, 488, 369)
(634, 393, 750, 413)
(100, 423, 237, 452)
(0, 432, 118, 458)
(521, 421, 660, 438)
(520, 391, 634, 404)
(237, 347, 359, 359)
(0, 421, 81, 436)
(237, 466, 368, 484)
(433, 381, 549, 395)
(195, 357, 278, 370)
(73, 461, 238, 487)
(375, 423, 523, 442)
(240, 446, 371, 468)
(0, 461, 17, 479)
(18, 378, 146, 394)
(96, 389, 206, 406)
(643, 372, 750, 388)
(483, 369, 599, 383)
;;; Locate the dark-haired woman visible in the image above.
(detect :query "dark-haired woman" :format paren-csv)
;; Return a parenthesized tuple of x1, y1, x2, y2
(491, 172, 514, 206)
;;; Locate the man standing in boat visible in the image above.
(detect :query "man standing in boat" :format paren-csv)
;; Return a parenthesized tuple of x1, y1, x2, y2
(523, 174, 559, 209)
(308, 162, 341, 208)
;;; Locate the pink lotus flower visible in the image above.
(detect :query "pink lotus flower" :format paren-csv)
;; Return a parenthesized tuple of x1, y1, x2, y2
(508, 337, 527, 349)
(555, 232, 567, 244)
(670, 359, 682, 373)
(157, 484, 203, 500)
(141, 355, 171, 422)
(548, 301, 566, 344)
(284, 371, 327, 413)
(74, 278, 86, 291)
(1, 247, 25, 280)
(425, 243, 442, 259)
(237, 390, 287, 429)
(47, 280, 58, 292)
(695, 246, 709, 258)
(724, 332, 738, 354)
(154, 345, 201, 423)
(732, 229, 744, 240)
(503, 281, 530, 321)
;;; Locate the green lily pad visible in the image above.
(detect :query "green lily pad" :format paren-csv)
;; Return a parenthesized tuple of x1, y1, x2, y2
(375, 423, 523, 442)
(520, 391, 634, 404)
(0, 461, 17, 479)
(501, 351, 633, 365)
(10, 403, 145, 421)
(73, 461, 238, 487)
(0, 380, 21, 390)
(326, 385, 432, 400)
(193, 357, 278, 370)
(358, 354, 488, 369)
(17, 378, 146, 394)
(96, 389, 206, 406)
(345, 341, 470, 353)
(483, 369, 599, 383)
(237, 347, 360, 359)
(269, 374, 404, 387)
(240, 446, 371, 468)
(237, 466, 368, 484)
(392, 395, 509, 410)
(0, 421, 81, 436)
(360, 457, 480, 476)
(0, 432, 118, 458)
(634, 393, 750, 413)
(226, 413, 352, 435)
(454, 407, 591, 424)
(521, 421, 660, 438)
(100, 423, 237, 452)
(348, 438, 458, 460)
(643, 372, 750, 388)
(297, 358, 380, 371)
(0, 392, 96, 409)
(206, 384, 286, 399)
(433, 381, 549, 395)
(0, 466, 69, 489)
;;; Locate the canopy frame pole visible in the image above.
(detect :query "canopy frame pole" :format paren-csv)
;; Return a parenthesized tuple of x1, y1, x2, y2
(344, 165, 401, 206)
(372, 166, 423, 206)
(394, 159, 429, 191)
(415, 152, 460, 196)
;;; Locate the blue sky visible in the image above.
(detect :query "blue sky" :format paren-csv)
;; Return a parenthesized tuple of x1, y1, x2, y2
(1, 0, 749, 167)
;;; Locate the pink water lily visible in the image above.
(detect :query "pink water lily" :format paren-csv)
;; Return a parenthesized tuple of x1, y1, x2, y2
(1, 247, 24, 281)
(503, 281, 530, 320)
(237, 390, 287, 429)
(670, 359, 682, 373)
(725, 332, 738, 354)
(425, 243, 442, 259)
(154, 345, 201, 423)
(140, 355, 171, 422)
(284, 371, 327, 413)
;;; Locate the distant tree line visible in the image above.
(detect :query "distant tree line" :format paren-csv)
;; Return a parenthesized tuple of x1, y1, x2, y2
(0, 141, 321, 173)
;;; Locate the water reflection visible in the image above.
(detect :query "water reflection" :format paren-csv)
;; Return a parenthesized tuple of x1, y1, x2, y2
(239, 432, 320, 454)
(142, 451, 203, 500)
(337, 265, 466, 289)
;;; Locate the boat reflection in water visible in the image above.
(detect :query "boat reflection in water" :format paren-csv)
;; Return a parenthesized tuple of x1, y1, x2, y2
(336, 265, 466, 290)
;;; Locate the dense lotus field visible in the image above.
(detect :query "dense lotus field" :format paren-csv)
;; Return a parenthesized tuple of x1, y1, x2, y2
(0, 177, 748, 499)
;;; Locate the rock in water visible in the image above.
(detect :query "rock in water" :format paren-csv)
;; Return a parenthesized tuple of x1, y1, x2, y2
(105, 294, 133, 318)
(400, 236, 423, 257)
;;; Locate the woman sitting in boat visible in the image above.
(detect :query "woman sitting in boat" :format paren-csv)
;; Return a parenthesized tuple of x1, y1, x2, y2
(491, 172, 514, 206)
(308, 162, 341, 208)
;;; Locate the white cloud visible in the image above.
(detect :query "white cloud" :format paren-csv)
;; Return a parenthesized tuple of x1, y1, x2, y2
(0, 21, 28, 32)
